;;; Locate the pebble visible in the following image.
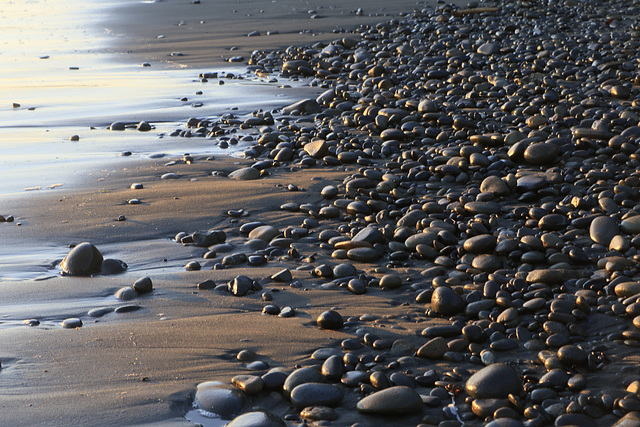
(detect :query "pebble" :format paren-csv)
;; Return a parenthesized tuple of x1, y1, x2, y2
(290, 383, 344, 407)
(61, 318, 82, 328)
(356, 386, 423, 415)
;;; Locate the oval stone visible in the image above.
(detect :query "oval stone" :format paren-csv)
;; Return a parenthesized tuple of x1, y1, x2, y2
(226, 411, 286, 427)
(356, 386, 423, 415)
(465, 363, 522, 399)
(290, 383, 344, 407)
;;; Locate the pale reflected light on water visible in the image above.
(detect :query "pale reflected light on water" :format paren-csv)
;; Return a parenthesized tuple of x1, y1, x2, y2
(0, 0, 313, 198)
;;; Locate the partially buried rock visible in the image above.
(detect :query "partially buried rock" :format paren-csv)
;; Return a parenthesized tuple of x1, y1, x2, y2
(356, 386, 423, 415)
(60, 242, 103, 276)
(61, 318, 83, 328)
(465, 363, 522, 399)
(229, 275, 256, 296)
(226, 411, 286, 427)
(100, 259, 127, 275)
(317, 310, 343, 330)
(229, 167, 260, 180)
(132, 276, 153, 293)
(115, 287, 137, 301)
(192, 229, 226, 247)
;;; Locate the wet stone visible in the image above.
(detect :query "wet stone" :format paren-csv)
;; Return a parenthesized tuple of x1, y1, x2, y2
(115, 287, 138, 301)
(290, 383, 344, 407)
(356, 386, 423, 415)
(61, 318, 82, 328)
(300, 406, 337, 421)
(226, 411, 286, 427)
(60, 242, 103, 276)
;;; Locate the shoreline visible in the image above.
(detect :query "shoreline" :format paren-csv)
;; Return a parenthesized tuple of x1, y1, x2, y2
(5, 0, 640, 426)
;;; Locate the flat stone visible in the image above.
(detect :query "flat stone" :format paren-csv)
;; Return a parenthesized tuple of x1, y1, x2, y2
(229, 167, 260, 180)
(283, 368, 324, 398)
(347, 247, 379, 262)
(248, 225, 280, 242)
(290, 383, 344, 407)
(356, 386, 423, 415)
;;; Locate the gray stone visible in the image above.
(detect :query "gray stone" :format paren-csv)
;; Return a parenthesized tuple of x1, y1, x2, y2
(283, 367, 324, 398)
(356, 386, 423, 415)
(194, 382, 246, 418)
(60, 242, 103, 276)
(248, 225, 280, 242)
(229, 167, 260, 180)
(192, 229, 226, 247)
(226, 411, 285, 427)
(290, 383, 344, 407)
(590, 216, 618, 246)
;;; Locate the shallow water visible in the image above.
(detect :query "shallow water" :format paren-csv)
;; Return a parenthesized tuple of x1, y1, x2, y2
(0, 0, 315, 198)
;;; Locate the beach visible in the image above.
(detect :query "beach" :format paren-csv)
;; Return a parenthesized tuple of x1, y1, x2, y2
(4, 0, 640, 426)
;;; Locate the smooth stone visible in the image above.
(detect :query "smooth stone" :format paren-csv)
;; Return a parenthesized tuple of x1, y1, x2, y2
(472, 254, 502, 273)
(100, 258, 127, 274)
(463, 235, 497, 254)
(283, 368, 324, 398)
(248, 225, 280, 242)
(283, 98, 321, 114)
(290, 383, 344, 407)
(132, 276, 153, 293)
(417, 337, 448, 359)
(333, 263, 357, 278)
(555, 413, 596, 427)
(356, 386, 423, 415)
(485, 418, 524, 427)
(229, 167, 260, 180)
(590, 216, 618, 246)
(621, 216, 640, 234)
(465, 363, 522, 399)
(557, 345, 588, 367)
(404, 231, 439, 251)
(194, 382, 246, 418)
(226, 411, 286, 427)
(477, 42, 500, 55)
(480, 175, 510, 196)
(524, 143, 559, 165)
(379, 274, 402, 290)
(431, 286, 465, 316)
(271, 269, 292, 282)
(321, 355, 344, 380)
(88, 307, 113, 317)
(192, 229, 226, 247)
(347, 247, 379, 262)
(115, 287, 138, 301)
(61, 318, 82, 328)
(616, 282, 640, 297)
(317, 310, 343, 330)
(465, 201, 500, 214)
(60, 242, 103, 276)
(526, 269, 565, 285)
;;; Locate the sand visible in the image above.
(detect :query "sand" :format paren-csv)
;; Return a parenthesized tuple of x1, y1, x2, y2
(0, 0, 470, 425)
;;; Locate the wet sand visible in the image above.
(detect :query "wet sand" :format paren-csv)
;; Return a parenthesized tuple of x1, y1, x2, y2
(0, 1, 452, 424)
